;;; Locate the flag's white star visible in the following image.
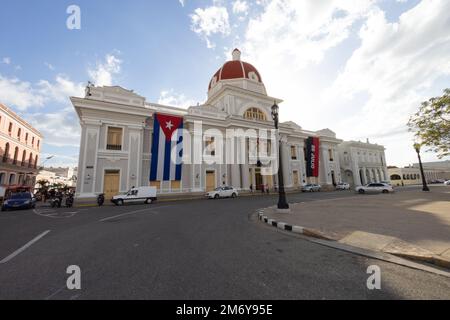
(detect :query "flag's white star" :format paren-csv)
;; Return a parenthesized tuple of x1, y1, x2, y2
(165, 121, 174, 130)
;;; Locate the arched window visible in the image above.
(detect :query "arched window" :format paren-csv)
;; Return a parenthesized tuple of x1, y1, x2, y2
(390, 174, 401, 180)
(3, 143, 10, 162)
(9, 173, 16, 185)
(244, 108, 267, 121)
(29, 153, 33, 167)
(21, 150, 26, 166)
(13, 147, 18, 164)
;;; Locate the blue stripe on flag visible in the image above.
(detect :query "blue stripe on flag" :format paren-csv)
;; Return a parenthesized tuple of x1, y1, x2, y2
(150, 117, 160, 181)
(175, 122, 183, 181)
(163, 139, 172, 181)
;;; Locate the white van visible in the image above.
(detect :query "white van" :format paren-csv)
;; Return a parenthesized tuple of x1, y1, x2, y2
(111, 186, 157, 206)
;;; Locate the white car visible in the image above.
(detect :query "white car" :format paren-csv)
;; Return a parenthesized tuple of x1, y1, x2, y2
(206, 186, 238, 199)
(355, 183, 394, 194)
(336, 182, 350, 190)
(111, 186, 157, 205)
(444, 180, 450, 186)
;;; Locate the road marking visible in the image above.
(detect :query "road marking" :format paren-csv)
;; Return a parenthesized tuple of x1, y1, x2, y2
(0, 230, 51, 264)
(99, 205, 174, 222)
(33, 209, 77, 219)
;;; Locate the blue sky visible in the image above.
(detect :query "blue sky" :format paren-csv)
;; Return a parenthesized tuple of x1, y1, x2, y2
(0, 0, 449, 168)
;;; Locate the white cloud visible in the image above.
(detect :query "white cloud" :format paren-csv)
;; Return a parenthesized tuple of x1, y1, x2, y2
(0, 75, 45, 110)
(1, 57, 11, 65)
(88, 54, 122, 86)
(190, 6, 231, 48)
(228, 0, 450, 166)
(326, 0, 450, 164)
(179, 0, 185, 7)
(25, 107, 81, 148)
(232, 0, 249, 15)
(0, 74, 84, 111)
(158, 89, 197, 109)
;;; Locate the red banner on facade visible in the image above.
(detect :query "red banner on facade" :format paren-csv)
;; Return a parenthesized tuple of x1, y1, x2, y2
(306, 137, 320, 177)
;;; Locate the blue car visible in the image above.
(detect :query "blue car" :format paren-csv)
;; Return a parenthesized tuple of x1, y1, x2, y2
(1, 192, 36, 211)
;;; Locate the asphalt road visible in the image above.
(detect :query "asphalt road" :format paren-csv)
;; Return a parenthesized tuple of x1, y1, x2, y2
(0, 187, 449, 299)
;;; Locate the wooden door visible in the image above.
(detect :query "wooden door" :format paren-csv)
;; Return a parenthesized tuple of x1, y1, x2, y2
(104, 171, 120, 200)
(293, 171, 299, 187)
(206, 171, 216, 192)
(255, 169, 263, 190)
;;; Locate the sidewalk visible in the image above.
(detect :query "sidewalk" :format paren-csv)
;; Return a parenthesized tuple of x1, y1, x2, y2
(260, 186, 450, 268)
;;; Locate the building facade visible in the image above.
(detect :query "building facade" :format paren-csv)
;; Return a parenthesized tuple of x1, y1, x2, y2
(35, 167, 78, 189)
(338, 140, 389, 187)
(388, 162, 450, 186)
(72, 49, 385, 200)
(0, 103, 43, 191)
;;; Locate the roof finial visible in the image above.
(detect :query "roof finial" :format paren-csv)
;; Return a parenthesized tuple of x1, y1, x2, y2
(232, 48, 241, 61)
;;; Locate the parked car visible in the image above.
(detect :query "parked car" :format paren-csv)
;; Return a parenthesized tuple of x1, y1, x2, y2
(206, 186, 238, 199)
(335, 182, 350, 190)
(1, 192, 36, 211)
(301, 184, 321, 192)
(111, 186, 157, 206)
(355, 183, 394, 194)
(444, 180, 450, 186)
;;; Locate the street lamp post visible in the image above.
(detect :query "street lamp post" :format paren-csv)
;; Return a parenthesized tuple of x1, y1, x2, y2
(271, 103, 289, 211)
(39, 155, 55, 170)
(414, 143, 430, 192)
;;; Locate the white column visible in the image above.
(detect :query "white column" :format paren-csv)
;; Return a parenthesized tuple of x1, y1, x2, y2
(281, 138, 291, 187)
(231, 164, 240, 189)
(362, 167, 368, 184)
(319, 145, 331, 185)
(240, 164, 248, 190)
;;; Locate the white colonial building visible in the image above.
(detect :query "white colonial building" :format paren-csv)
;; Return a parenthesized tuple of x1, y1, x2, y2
(338, 140, 389, 187)
(71, 49, 387, 200)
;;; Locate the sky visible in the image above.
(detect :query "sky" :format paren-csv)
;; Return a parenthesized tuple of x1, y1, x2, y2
(0, 0, 449, 168)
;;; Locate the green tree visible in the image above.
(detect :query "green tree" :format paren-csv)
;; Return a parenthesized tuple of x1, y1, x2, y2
(36, 179, 49, 193)
(408, 88, 450, 158)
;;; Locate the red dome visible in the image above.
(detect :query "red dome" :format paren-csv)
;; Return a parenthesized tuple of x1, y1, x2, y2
(209, 49, 263, 90)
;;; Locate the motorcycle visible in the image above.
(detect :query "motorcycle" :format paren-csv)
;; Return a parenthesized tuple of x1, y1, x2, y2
(50, 196, 62, 208)
(97, 193, 105, 206)
(65, 194, 74, 208)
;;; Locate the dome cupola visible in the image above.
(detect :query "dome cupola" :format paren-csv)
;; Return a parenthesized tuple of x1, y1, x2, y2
(208, 49, 266, 96)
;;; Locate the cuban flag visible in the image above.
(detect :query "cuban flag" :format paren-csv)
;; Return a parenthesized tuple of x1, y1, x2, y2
(150, 114, 184, 181)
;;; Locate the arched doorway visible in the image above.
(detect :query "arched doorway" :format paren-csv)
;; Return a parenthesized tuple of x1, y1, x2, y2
(343, 169, 354, 186)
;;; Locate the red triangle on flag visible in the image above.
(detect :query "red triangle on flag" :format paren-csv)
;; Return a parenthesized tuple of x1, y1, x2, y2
(156, 114, 183, 141)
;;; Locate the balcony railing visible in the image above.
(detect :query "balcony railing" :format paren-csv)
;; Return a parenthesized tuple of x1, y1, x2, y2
(106, 144, 122, 151)
(1, 156, 37, 169)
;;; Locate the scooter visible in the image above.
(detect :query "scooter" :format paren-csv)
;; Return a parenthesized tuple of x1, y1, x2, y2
(97, 193, 105, 206)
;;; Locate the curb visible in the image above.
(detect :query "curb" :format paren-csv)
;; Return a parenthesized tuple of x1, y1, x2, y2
(257, 211, 334, 241)
(257, 209, 450, 271)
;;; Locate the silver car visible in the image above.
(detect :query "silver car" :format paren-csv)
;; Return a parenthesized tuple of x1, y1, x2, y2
(336, 182, 350, 190)
(206, 186, 239, 199)
(301, 184, 321, 192)
(355, 183, 394, 194)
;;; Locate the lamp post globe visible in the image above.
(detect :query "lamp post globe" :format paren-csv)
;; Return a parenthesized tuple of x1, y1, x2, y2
(271, 102, 289, 211)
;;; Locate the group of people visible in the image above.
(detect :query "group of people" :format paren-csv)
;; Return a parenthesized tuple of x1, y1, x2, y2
(37, 189, 74, 203)
(249, 184, 271, 194)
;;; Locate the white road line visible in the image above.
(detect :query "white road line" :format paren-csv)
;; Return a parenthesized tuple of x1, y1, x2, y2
(0, 230, 51, 264)
(99, 204, 176, 222)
